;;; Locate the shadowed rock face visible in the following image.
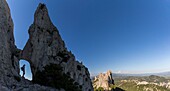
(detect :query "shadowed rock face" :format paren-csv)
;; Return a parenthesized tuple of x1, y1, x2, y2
(0, 0, 93, 91)
(0, 0, 20, 86)
(21, 3, 93, 91)
(21, 3, 66, 79)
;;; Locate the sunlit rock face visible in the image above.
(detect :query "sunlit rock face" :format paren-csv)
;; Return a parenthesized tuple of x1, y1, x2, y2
(93, 70, 114, 90)
(0, 0, 20, 86)
(21, 3, 93, 91)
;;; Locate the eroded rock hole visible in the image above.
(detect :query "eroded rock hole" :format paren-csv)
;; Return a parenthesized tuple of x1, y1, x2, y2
(19, 60, 32, 80)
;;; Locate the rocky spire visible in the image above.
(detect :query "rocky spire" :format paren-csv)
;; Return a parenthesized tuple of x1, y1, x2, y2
(93, 70, 115, 90)
(34, 4, 53, 29)
(22, 3, 65, 74)
(21, 3, 93, 91)
(0, 1, 93, 90)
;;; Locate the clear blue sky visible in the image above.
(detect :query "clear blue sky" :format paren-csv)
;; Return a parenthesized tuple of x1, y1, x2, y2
(6, 0, 170, 79)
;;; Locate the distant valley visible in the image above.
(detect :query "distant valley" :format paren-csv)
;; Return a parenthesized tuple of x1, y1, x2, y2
(113, 75, 170, 91)
(91, 71, 170, 91)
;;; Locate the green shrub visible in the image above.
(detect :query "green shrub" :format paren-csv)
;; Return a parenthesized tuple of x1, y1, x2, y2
(33, 64, 81, 91)
(110, 84, 116, 89)
(94, 87, 104, 91)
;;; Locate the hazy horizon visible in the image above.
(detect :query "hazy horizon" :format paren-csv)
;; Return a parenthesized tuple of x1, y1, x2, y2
(7, 0, 170, 80)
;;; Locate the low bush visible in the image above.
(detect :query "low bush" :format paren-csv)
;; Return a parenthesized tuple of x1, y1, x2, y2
(33, 64, 81, 91)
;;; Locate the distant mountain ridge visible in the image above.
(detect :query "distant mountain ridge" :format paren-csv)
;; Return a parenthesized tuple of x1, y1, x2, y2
(112, 71, 170, 77)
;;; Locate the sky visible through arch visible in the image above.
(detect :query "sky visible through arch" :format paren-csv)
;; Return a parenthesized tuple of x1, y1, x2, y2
(19, 60, 32, 80)
(6, 0, 170, 79)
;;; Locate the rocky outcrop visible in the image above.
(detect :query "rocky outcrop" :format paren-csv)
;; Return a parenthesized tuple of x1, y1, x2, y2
(0, 0, 20, 87)
(0, 0, 93, 91)
(21, 3, 93, 91)
(21, 3, 66, 79)
(93, 70, 115, 90)
(93, 71, 125, 91)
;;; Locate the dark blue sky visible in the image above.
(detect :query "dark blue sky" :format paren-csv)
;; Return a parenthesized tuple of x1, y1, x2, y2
(7, 0, 170, 79)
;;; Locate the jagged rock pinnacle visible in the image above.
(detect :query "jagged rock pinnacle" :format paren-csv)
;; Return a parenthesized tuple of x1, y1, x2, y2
(22, 3, 93, 91)
(93, 70, 115, 90)
(0, 1, 93, 90)
(34, 3, 53, 29)
(22, 3, 66, 78)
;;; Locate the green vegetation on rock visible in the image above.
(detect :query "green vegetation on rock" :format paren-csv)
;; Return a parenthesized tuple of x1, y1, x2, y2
(94, 87, 104, 91)
(33, 63, 81, 91)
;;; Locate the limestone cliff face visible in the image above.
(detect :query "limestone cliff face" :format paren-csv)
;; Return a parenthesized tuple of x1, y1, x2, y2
(21, 3, 66, 79)
(21, 4, 93, 91)
(0, 0, 93, 91)
(0, 0, 20, 86)
(93, 70, 114, 90)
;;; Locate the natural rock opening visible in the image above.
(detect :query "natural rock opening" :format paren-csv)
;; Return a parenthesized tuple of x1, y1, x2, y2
(19, 60, 32, 81)
(0, 1, 93, 90)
